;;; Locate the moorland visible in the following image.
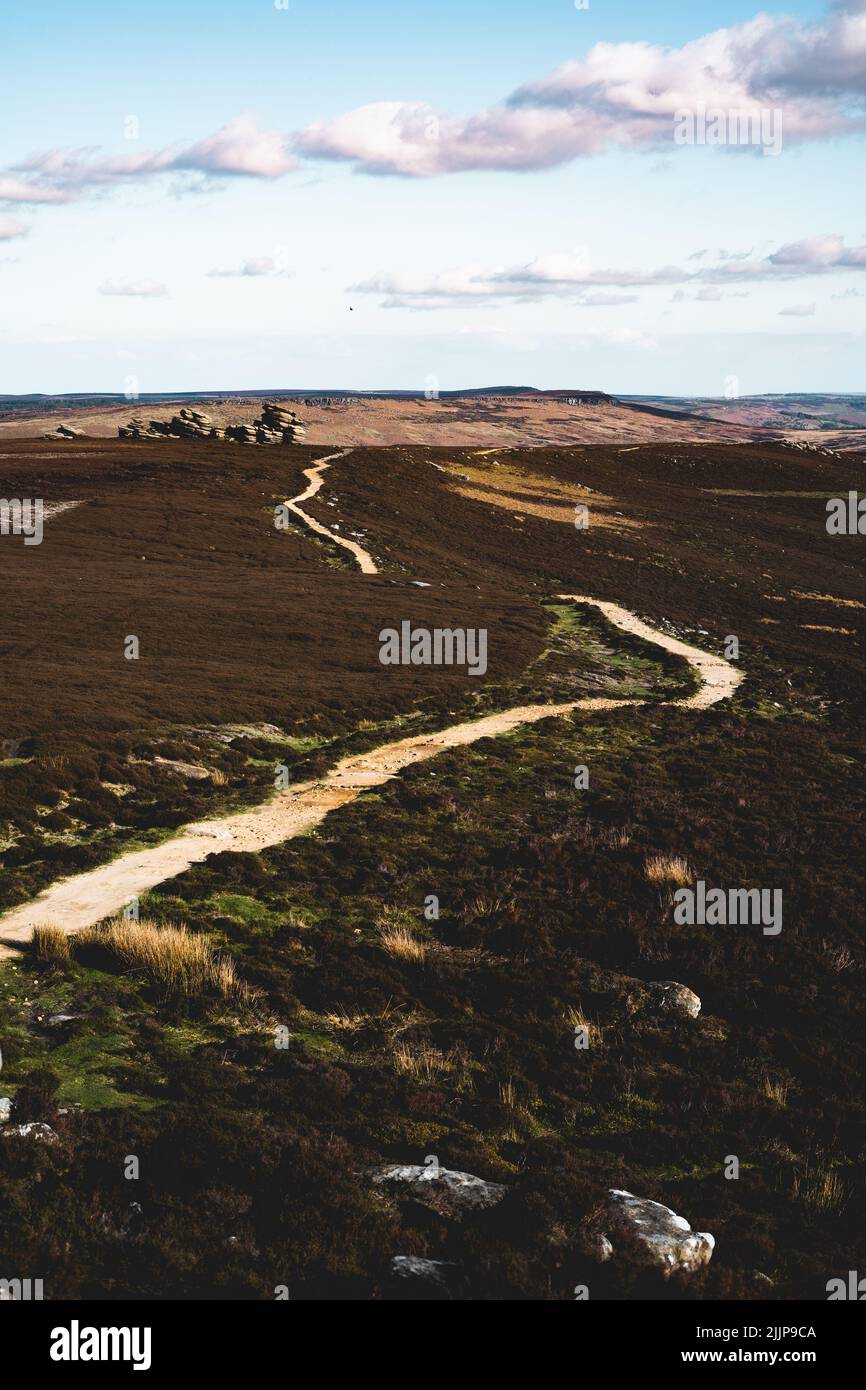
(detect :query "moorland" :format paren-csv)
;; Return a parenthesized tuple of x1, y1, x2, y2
(0, 427, 864, 1299)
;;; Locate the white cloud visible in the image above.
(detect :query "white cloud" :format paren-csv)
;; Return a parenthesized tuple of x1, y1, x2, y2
(9, 116, 296, 201)
(0, 178, 75, 205)
(207, 256, 291, 278)
(769, 233, 866, 266)
(579, 291, 639, 306)
(295, 2, 866, 175)
(174, 117, 296, 179)
(0, 216, 28, 239)
(352, 235, 866, 309)
(99, 278, 168, 298)
(779, 302, 817, 316)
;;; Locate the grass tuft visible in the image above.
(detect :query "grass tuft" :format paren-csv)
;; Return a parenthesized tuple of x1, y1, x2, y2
(644, 853, 693, 886)
(31, 922, 72, 965)
(375, 908, 426, 962)
(74, 918, 252, 1002)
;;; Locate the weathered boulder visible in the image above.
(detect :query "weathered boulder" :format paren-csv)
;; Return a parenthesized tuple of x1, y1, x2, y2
(646, 980, 701, 1019)
(2, 1122, 59, 1143)
(152, 756, 211, 780)
(604, 1189, 714, 1275)
(41, 422, 84, 439)
(371, 1163, 506, 1218)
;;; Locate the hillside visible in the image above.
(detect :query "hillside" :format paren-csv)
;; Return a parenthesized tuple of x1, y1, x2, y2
(1, 435, 865, 1300)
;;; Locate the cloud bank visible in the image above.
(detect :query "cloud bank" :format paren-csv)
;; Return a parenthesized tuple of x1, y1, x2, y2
(351, 236, 866, 308)
(297, 2, 866, 175)
(1, 117, 295, 206)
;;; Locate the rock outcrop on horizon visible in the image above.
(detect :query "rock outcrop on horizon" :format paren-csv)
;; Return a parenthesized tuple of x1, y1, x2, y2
(118, 401, 307, 445)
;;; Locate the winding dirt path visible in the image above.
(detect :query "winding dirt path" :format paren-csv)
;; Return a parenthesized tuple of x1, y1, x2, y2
(284, 449, 379, 574)
(0, 456, 741, 955)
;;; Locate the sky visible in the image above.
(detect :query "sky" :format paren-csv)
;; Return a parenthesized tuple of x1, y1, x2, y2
(1, 0, 864, 395)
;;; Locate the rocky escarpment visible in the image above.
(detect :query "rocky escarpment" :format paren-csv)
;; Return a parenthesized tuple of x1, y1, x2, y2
(118, 401, 307, 445)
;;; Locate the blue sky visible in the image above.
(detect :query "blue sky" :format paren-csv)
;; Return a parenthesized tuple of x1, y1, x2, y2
(1, 0, 864, 394)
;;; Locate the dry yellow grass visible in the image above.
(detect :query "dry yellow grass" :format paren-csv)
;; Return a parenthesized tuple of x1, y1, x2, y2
(75, 918, 250, 1001)
(498, 1077, 518, 1110)
(800, 624, 852, 635)
(792, 1166, 847, 1213)
(392, 1042, 452, 1082)
(324, 1009, 367, 1032)
(378, 925, 426, 962)
(644, 853, 693, 886)
(452, 482, 643, 531)
(565, 1004, 602, 1049)
(390, 1038, 473, 1090)
(761, 1075, 789, 1106)
(324, 1003, 406, 1035)
(597, 826, 633, 849)
(792, 590, 865, 609)
(31, 922, 72, 965)
(209, 768, 229, 786)
(375, 907, 426, 962)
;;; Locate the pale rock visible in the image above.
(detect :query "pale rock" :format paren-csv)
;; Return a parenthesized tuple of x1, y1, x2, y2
(372, 1163, 506, 1218)
(605, 1189, 714, 1275)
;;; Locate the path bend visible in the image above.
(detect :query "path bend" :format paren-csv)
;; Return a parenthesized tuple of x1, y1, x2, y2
(0, 455, 741, 954)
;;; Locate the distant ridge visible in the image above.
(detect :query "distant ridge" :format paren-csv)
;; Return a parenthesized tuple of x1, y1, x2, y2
(0, 386, 615, 406)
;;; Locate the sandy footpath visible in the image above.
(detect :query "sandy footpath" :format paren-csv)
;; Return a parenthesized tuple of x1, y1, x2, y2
(0, 459, 741, 955)
(284, 449, 378, 573)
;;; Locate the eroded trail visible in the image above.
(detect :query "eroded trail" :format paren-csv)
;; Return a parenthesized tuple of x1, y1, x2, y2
(284, 449, 379, 574)
(0, 455, 741, 954)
